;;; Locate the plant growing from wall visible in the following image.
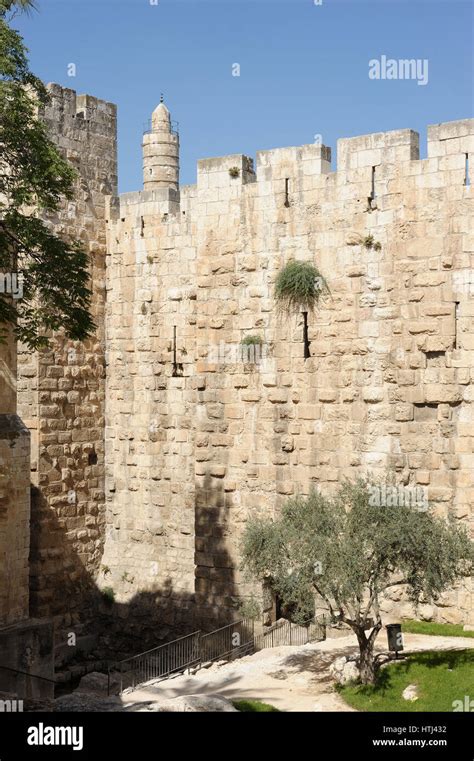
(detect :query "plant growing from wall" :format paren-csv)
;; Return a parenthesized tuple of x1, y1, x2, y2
(274, 260, 328, 359)
(229, 166, 240, 178)
(241, 334, 263, 346)
(101, 587, 115, 604)
(347, 234, 382, 251)
(240, 334, 264, 365)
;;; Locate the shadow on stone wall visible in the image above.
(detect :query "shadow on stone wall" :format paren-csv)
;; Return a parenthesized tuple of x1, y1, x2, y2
(27, 486, 197, 668)
(25, 468, 243, 676)
(195, 470, 240, 630)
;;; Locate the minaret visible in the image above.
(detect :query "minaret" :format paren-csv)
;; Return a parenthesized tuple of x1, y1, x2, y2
(142, 95, 179, 191)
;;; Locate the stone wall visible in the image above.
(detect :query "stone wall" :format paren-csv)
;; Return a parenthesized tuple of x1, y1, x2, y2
(104, 116, 473, 627)
(9, 85, 471, 638)
(17, 84, 117, 632)
(102, 185, 197, 637)
(0, 618, 54, 700)
(0, 315, 30, 626)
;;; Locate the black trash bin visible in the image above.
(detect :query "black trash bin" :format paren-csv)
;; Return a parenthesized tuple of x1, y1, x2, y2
(386, 623, 403, 654)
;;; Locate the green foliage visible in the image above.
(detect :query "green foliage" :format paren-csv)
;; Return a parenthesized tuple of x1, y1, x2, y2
(241, 334, 263, 346)
(362, 235, 382, 251)
(1, 2, 37, 12)
(274, 260, 328, 314)
(338, 650, 474, 712)
(232, 699, 280, 712)
(0, 2, 94, 347)
(237, 596, 261, 621)
(241, 478, 474, 681)
(101, 587, 115, 604)
(229, 166, 240, 178)
(402, 619, 474, 639)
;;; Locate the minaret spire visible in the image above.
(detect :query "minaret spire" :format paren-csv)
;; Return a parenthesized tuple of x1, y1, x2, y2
(142, 96, 179, 192)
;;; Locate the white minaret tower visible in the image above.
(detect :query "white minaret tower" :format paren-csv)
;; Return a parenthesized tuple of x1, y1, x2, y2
(142, 95, 179, 191)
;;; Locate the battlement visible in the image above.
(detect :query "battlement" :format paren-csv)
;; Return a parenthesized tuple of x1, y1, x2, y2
(116, 118, 472, 223)
(44, 83, 117, 123)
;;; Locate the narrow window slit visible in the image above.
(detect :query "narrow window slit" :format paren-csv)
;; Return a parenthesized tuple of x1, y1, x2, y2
(464, 154, 470, 187)
(172, 325, 184, 377)
(367, 166, 376, 209)
(455, 301, 460, 349)
(302, 311, 311, 359)
(284, 178, 290, 207)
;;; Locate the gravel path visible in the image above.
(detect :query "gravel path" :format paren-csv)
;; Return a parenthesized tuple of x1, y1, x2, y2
(123, 632, 474, 712)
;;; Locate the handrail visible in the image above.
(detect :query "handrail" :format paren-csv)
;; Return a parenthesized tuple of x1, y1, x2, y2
(0, 664, 56, 684)
(117, 630, 201, 665)
(111, 615, 326, 694)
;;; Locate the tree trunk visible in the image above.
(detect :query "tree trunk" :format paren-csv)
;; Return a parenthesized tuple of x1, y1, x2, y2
(355, 627, 378, 685)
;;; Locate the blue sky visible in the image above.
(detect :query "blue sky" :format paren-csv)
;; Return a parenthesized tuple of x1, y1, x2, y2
(15, 0, 474, 192)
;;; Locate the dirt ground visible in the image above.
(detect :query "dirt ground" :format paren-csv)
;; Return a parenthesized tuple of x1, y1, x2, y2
(123, 632, 474, 712)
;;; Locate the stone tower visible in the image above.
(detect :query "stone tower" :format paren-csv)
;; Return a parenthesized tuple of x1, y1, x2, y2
(142, 97, 179, 191)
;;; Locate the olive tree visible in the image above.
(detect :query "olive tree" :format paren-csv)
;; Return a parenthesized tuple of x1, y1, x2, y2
(241, 479, 474, 684)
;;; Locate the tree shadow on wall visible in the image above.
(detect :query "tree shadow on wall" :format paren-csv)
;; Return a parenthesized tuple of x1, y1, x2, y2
(194, 470, 239, 631)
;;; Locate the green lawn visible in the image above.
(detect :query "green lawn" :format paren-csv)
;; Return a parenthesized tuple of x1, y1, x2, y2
(338, 650, 474, 712)
(402, 619, 474, 638)
(232, 699, 280, 712)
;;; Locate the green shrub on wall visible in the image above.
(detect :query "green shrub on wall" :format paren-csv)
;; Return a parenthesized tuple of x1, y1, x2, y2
(274, 260, 328, 314)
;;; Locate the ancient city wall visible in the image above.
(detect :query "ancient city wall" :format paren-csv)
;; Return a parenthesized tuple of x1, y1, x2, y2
(105, 116, 473, 628)
(16, 84, 117, 631)
(0, 328, 30, 626)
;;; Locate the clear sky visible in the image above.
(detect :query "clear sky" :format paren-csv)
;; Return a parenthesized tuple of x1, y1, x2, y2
(15, 0, 474, 193)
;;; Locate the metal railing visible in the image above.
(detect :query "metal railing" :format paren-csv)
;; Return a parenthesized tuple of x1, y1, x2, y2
(114, 616, 325, 694)
(117, 630, 201, 692)
(200, 619, 255, 664)
(253, 617, 325, 651)
(0, 664, 56, 700)
(142, 118, 179, 136)
(0, 664, 56, 685)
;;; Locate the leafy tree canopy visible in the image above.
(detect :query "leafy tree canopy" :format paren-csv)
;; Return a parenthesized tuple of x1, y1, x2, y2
(0, 0, 94, 347)
(241, 478, 474, 683)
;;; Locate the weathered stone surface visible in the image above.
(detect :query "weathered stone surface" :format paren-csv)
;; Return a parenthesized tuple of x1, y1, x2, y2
(329, 656, 360, 685)
(76, 671, 121, 696)
(402, 684, 419, 702)
(4, 83, 472, 639)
